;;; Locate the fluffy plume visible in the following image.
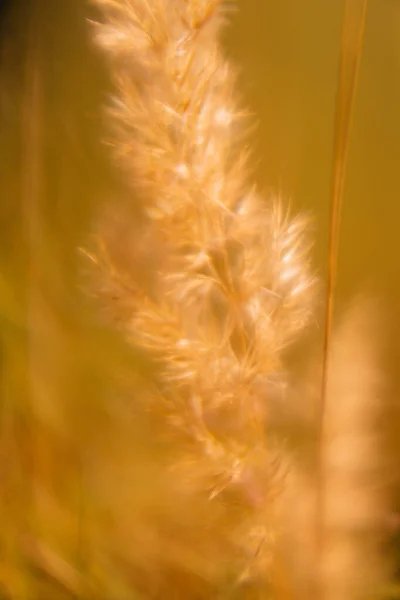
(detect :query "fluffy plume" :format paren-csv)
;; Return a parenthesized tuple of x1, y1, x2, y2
(87, 0, 316, 592)
(321, 298, 388, 600)
(277, 297, 389, 600)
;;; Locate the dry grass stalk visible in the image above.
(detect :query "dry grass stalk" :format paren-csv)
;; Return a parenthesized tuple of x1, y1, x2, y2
(0, 0, 391, 598)
(276, 298, 388, 600)
(321, 298, 388, 600)
(85, 1, 392, 599)
(86, 0, 316, 594)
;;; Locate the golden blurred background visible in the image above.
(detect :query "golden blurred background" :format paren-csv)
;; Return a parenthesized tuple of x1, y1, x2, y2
(1, 0, 400, 596)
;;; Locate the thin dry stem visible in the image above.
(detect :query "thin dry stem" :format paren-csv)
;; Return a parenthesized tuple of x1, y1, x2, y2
(317, 2, 369, 597)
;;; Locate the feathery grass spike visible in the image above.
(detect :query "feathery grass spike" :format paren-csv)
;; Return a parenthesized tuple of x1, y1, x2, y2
(89, 0, 315, 593)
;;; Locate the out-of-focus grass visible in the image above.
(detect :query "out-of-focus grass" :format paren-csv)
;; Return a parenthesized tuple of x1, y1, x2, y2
(0, 0, 400, 597)
(0, 1, 154, 596)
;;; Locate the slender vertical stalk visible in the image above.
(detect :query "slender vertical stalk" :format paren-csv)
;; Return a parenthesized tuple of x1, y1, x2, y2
(19, 0, 43, 592)
(316, 0, 368, 596)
